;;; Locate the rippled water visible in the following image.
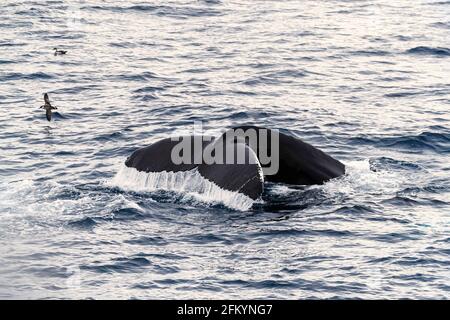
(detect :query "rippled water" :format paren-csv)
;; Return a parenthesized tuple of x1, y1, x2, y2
(1, 0, 449, 299)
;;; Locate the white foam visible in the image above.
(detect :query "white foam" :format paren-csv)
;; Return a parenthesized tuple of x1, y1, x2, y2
(108, 166, 256, 211)
(267, 159, 406, 200)
(321, 160, 405, 196)
(291, 159, 407, 206)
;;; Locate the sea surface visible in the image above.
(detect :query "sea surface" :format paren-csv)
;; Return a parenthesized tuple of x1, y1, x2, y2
(0, 0, 449, 299)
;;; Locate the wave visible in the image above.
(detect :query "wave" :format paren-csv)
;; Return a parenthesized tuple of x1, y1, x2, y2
(350, 50, 391, 56)
(369, 157, 422, 171)
(119, 72, 161, 82)
(428, 1, 450, 5)
(68, 217, 97, 229)
(239, 69, 309, 86)
(349, 132, 450, 153)
(406, 46, 450, 57)
(431, 22, 450, 29)
(84, 4, 222, 18)
(108, 165, 256, 211)
(81, 256, 152, 274)
(0, 72, 54, 82)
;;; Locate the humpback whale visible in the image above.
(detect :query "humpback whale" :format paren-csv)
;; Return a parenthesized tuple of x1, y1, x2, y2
(123, 126, 345, 205)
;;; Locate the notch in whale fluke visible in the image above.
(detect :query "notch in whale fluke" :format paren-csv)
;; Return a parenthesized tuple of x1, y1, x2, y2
(123, 126, 346, 205)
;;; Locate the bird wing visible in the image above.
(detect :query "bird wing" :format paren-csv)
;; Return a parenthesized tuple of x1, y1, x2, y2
(46, 109, 52, 121)
(44, 93, 50, 104)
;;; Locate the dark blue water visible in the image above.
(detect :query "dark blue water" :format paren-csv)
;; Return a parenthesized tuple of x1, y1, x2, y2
(0, 0, 449, 299)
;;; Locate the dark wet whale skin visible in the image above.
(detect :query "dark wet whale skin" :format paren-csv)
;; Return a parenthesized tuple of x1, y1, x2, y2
(125, 135, 264, 199)
(124, 127, 345, 199)
(229, 126, 346, 185)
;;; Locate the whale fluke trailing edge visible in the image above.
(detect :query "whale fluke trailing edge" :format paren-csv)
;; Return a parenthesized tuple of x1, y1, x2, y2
(226, 126, 345, 185)
(124, 127, 345, 202)
(125, 135, 264, 200)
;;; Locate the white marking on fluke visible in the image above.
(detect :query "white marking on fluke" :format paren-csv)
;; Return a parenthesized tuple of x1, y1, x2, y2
(109, 165, 256, 211)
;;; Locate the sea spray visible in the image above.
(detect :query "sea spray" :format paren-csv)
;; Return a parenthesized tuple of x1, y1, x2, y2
(108, 166, 256, 211)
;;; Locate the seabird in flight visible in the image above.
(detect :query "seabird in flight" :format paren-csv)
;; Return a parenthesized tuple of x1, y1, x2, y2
(40, 93, 57, 121)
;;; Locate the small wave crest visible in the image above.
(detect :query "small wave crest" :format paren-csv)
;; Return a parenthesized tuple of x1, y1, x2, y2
(108, 166, 255, 211)
(350, 132, 450, 153)
(406, 46, 450, 57)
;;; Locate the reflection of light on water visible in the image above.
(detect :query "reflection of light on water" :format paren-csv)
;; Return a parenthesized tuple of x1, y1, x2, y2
(1, 0, 449, 299)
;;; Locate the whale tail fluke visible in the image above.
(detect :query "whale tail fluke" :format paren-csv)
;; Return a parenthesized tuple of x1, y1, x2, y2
(198, 141, 264, 200)
(125, 137, 264, 201)
(123, 126, 346, 208)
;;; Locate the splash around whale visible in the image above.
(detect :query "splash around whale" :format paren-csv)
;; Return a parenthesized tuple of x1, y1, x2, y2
(112, 126, 345, 210)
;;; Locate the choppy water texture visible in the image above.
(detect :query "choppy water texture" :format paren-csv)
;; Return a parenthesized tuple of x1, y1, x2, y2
(1, 0, 449, 299)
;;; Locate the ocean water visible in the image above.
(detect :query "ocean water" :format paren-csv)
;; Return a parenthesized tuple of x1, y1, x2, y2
(0, 0, 449, 299)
